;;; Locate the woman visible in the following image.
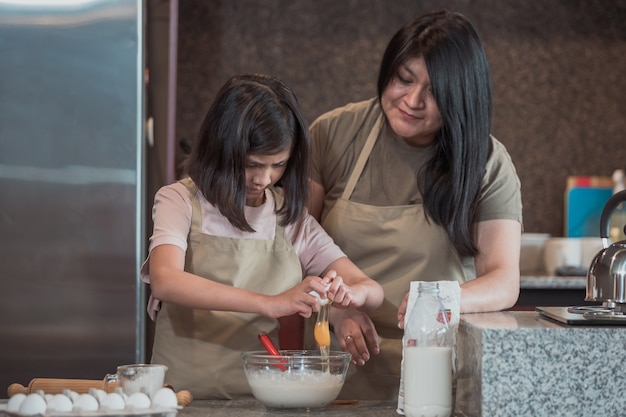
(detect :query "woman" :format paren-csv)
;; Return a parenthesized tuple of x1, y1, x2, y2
(141, 74, 383, 399)
(308, 11, 523, 399)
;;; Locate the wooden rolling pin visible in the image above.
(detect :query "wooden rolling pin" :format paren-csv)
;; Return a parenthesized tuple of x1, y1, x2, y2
(7, 378, 193, 407)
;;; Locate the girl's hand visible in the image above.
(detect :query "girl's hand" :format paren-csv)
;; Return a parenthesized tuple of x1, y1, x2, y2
(320, 257, 384, 311)
(263, 276, 329, 319)
(324, 270, 367, 308)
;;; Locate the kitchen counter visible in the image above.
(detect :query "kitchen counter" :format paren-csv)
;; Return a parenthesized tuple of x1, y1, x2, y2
(177, 399, 400, 417)
(520, 274, 585, 289)
(456, 310, 626, 417)
(516, 275, 589, 309)
(174, 310, 623, 417)
(2, 309, 617, 417)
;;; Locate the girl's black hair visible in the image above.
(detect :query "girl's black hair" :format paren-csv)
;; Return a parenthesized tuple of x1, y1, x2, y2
(185, 74, 310, 232)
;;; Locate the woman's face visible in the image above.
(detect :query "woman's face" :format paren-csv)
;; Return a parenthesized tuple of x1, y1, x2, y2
(245, 149, 291, 206)
(381, 56, 443, 147)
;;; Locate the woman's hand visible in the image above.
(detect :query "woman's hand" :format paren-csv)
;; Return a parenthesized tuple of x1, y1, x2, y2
(397, 292, 410, 329)
(330, 308, 380, 366)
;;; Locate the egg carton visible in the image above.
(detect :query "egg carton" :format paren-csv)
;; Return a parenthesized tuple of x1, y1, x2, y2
(0, 405, 177, 417)
(1, 388, 180, 417)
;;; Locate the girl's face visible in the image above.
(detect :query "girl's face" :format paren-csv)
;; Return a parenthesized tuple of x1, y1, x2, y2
(380, 56, 443, 147)
(245, 149, 291, 206)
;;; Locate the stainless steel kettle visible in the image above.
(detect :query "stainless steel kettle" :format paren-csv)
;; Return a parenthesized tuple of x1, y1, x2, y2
(585, 189, 626, 306)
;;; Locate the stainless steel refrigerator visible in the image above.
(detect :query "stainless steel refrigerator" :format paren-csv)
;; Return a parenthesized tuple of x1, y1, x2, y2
(0, 0, 146, 396)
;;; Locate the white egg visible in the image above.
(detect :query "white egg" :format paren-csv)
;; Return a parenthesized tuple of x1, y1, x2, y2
(309, 283, 332, 305)
(7, 393, 26, 412)
(73, 393, 99, 411)
(47, 394, 74, 413)
(18, 393, 47, 415)
(99, 392, 126, 411)
(89, 388, 107, 403)
(114, 387, 129, 401)
(125, 392, 151, 409)
(151, 387, 178, 408)
(63, 389, 80, 403)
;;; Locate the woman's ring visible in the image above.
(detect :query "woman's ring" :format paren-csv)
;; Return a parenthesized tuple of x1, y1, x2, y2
(344, 335, 353, 342)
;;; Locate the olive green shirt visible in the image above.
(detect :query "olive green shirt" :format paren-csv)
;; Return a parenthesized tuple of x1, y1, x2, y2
(310, 98, 523, 225)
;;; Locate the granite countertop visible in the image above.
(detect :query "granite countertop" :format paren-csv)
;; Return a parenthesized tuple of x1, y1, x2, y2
(456, 310, 626, 417)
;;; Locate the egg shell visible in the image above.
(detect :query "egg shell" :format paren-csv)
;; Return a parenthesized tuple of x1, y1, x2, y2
(7, 393, 26, 412)
(151, 387, 178, 408)
(18, 393, 47, 415)
(125, 392, 151, 409)
(47, 394, 74, 413)
(63, 389, 80, 403)
(100, 392, 126, 411)
(308, 283, 332, 305)
(114, 387, 129, 401)
(89, 388, 107, 403)
(73, 393, 99, 411)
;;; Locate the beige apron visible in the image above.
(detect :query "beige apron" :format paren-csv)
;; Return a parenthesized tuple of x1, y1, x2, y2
(320, 114, 469, 400)
(151, 178, 303, 399)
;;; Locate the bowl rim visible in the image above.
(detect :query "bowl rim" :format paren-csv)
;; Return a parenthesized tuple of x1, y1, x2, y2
(242, 349, 351, 359)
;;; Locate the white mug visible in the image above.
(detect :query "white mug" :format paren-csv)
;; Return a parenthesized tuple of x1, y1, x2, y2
(580, 237, 604, 267)
(520, 233, 550, 274)
(543, 238, 582, 275)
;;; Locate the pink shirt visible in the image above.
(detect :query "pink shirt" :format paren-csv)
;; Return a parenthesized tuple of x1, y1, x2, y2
(141, 181, 346, 317)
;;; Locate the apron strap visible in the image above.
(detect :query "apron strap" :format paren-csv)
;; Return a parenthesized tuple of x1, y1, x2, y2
(180, 177, 202, 231)
(341, 113, 384, 200)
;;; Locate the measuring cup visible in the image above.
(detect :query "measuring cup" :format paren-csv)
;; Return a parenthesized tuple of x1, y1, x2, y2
(104, 364, 167, 398)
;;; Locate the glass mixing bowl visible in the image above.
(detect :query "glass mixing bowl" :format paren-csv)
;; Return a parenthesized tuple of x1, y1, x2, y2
(241, 350, 351, 409)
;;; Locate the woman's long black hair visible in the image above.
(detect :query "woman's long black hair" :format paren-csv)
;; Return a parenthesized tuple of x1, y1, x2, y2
(185, 74, 310, 232)
(377, 10, 493, 257)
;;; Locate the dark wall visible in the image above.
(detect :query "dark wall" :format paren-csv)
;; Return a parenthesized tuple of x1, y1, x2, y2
(174, 0, 626, 237)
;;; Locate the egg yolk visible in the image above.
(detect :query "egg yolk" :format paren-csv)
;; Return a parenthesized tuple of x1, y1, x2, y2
(314, 321, 331, 347)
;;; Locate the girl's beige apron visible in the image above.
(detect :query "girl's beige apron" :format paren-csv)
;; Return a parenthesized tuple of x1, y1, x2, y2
(320, 114, 469, 400)
(151, 179, 302, 399)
